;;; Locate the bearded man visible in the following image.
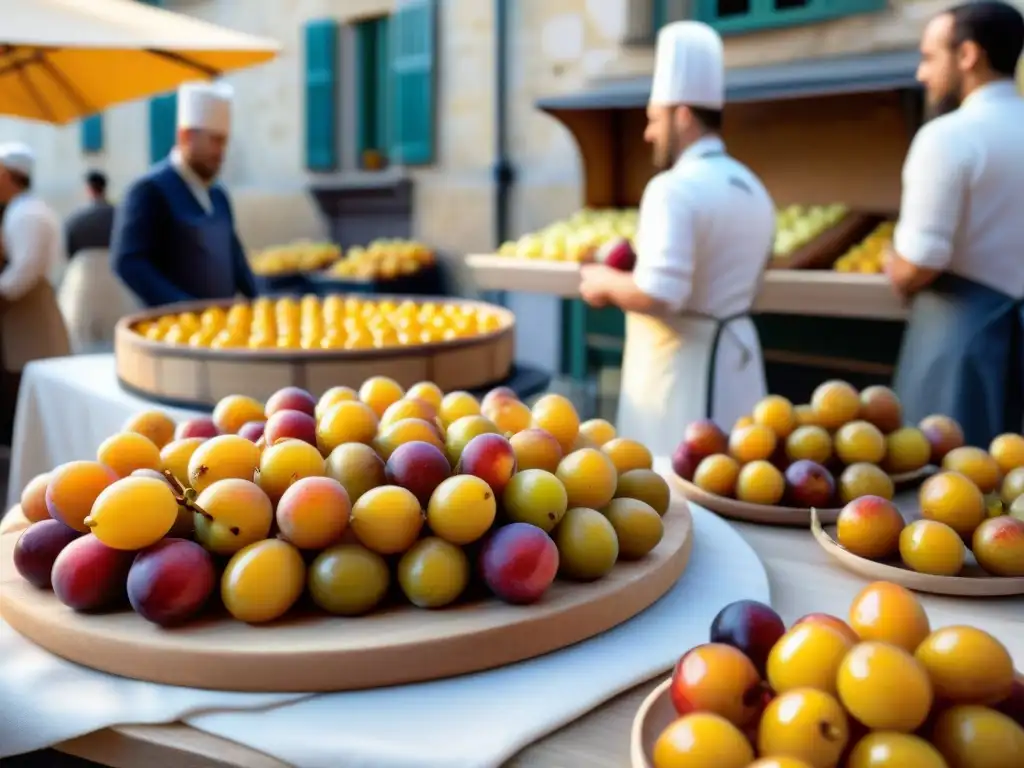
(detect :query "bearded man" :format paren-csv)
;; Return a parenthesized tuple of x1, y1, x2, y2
(577, 22, 775, 455)
(887, 1, 1024, 445)
(112, 81, 257, 308)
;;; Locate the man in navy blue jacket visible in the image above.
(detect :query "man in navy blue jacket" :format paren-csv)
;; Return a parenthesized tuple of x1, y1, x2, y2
(112, 81, 257, 308)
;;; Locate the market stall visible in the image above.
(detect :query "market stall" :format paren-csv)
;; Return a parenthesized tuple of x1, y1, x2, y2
(465, 49, 923, 401)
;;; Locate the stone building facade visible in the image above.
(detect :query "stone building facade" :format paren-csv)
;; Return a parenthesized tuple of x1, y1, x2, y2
(0, 0, 1018, 370)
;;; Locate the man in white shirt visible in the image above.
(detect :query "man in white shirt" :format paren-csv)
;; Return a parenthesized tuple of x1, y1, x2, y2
(0, 143, 69, 445)
(578, 22, 775, 456)
(887, 1, 1024, 445)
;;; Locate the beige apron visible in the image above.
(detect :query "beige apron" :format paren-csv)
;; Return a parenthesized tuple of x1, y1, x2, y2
(615, 310, 767, 459)
(1, 279, 71, 372)
(57, 248, 140, 353)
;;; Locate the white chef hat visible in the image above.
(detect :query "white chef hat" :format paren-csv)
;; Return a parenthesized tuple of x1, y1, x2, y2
(0, 142, 35, 177)
(649, 21, 725, 110)
(177, 81, 233, 134)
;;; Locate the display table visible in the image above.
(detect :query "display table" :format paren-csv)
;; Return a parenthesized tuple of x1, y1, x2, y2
(464, 256, 910, 321)
(13, 462, 1022, 768)
(4, 355, 203, 511)
(3, 355, 550, 511)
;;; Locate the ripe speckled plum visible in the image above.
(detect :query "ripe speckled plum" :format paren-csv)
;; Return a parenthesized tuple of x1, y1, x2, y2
(709, 599, 786, 675)
(175, 418, 219, 440)
(479, 523, 559, 605)
(385, 440, 451, 508)
(237, 421, 266, 443)
(51, 534, 135, 612)
(265, 386, 316, 418)
(264, 409, 318, 447)
(13, 520, 82, 589)
(127, 539, 217, 626)
(457, 433, 517, 497)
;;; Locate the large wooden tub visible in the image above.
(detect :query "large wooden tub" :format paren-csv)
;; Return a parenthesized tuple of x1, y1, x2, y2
(114, 295, 516, 409)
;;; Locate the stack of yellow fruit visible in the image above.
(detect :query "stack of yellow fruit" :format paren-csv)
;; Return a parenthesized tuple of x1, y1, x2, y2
(833, 221, 895, 274)
(14, 381, 673, 626)
(497, 208, 638, 262)
(132, 296, 506, 351)
(250, 241, 341, 276)
(327, 239, 434, 280)
(772, 204, 849, 260)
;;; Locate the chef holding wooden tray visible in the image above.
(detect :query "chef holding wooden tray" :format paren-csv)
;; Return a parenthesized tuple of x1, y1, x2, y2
(887, 1, 1024, 446)
(578, 21, 776, 458)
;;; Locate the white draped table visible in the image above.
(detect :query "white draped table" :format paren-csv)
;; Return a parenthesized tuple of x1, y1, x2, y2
(4, 354, 203, 510)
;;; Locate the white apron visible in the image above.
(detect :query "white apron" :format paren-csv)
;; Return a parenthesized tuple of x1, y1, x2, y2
(615, 310, 766, 458)
(57, 248, 140, 353)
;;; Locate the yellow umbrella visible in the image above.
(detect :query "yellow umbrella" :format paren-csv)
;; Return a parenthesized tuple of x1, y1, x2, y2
(0, 0, 281, 124)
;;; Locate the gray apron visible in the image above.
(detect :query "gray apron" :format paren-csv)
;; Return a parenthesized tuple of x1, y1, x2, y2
(893, 272, 1023, 446)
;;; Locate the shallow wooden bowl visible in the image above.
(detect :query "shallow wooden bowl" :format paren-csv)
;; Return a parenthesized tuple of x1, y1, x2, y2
(811, 508, 1024, 597)
(0, 498, 694, 692)
(114, 294, 516, 409)
(630, 678, 673, 768)
(670, 474, 841, 527)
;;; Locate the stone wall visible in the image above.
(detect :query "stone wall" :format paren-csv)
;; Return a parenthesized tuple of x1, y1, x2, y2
(1, 0, 1016, 371)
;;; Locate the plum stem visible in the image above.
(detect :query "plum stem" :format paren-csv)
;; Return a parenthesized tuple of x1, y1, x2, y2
(83, 516, 96, 528)
(818, 720, 843, 741)
(162, 469, 213, 520)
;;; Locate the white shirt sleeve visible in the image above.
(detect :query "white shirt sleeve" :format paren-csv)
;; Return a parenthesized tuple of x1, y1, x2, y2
(632, 172, 695, 313)
(0, 207, 54, 301)
(893, 122, 972, 270)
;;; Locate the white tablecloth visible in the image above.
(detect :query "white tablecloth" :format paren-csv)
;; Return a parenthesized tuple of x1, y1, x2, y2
(5, 354, 203, 510)
(0, 499, 771, 768)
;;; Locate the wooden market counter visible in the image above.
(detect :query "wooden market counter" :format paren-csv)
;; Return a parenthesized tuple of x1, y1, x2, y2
(466, 254, 908, 321)
(20, 461, 1021, 768)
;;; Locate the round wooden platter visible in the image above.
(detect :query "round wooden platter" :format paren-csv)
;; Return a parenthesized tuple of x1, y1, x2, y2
(630, 678, 673, 768)
(0, 499, 694, 693)
(810, 508, 1024, 597)
(114, 294, 516, 409)
(669, 473, 841, 527)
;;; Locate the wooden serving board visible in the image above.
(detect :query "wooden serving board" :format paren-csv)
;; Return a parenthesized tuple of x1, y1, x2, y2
(630, 678, 673, 768)
(0, 499, 693, 693)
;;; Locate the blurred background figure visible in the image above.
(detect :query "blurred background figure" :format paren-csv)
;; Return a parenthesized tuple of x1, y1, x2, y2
(0, 142, 69, 448)
(112, 81, 257, 308)
(65, 170, 115, 260)
(58, 169, 139, 354)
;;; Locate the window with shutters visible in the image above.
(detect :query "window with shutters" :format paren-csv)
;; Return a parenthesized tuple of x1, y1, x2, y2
(304, 19, 340, 172)
(354, 16, 392, 171)
(148, 93, 177, 164)
(389, 0, 437, 166)
(81, 115, 103, 154)
(654, 0, 886, 35)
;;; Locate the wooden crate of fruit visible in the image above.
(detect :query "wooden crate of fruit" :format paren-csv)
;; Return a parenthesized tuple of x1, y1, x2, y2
(114, 295, 515, 409)
(770, 206, 886, 270)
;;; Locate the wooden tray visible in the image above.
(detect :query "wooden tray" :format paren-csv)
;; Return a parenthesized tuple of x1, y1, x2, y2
(114, 295, 515, 409)
(0, 499, 693, 693)
(630, 677, 673, 768)
(770, 212, 884, 270)
(811, 508, 1024, 597)
(669, 474, 841, 527)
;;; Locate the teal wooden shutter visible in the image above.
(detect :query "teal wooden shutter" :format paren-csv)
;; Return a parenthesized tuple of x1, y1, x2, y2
(304, 19, 339, 172)
(148, 93, 177, 164)
(652, 0, 668, 30)
(389, 0, 436, 166)
(81, 115, 103, 153)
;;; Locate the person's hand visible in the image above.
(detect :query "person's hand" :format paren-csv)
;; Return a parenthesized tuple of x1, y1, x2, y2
(579, 263, 614, 308)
